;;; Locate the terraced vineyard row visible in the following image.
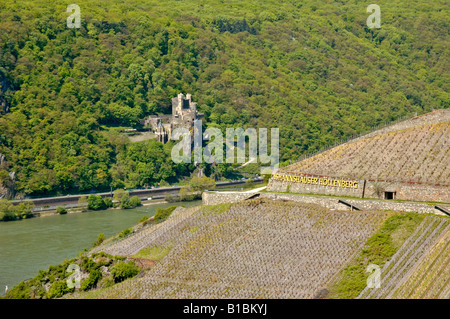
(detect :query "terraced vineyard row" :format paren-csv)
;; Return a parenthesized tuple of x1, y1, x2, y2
(357, 216, 450, 299)
(391, 229, 450, 299)
(91, 206, 202, 257)
(343, 109, 450, 145)
(283, 122, 450, 185)
(87, 199, 391, 299)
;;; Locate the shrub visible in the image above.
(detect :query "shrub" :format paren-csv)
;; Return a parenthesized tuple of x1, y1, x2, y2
(56, 206, 67, 215)
(48, 280, 73, 299)
(153, 206, 177, 223)
(165, 193, 180, 202)
(92, 233, 105, 247)
(80, 269, 102, 291)
(138, 216, 149, 223)
(110, 261, 139, 283)
(79, 256, 97, 273)
(118, 227, 132, 238)
(103, 197, 113, 208)
(0, 211, 15, 221)
(5, 281, 31, 299)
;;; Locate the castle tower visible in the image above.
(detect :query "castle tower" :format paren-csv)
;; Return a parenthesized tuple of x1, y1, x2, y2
(172, 93, 185, 118)
(172, 93, 198, 122)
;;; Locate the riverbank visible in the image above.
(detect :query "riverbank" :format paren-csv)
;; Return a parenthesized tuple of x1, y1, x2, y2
(31, 199, 170, 218)
(0, 199, 201, 296)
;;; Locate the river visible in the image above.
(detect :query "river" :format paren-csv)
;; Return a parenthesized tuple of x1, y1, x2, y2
(0, 200, 201, 296)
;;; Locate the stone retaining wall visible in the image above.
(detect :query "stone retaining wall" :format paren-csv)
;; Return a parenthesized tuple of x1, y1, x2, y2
(267, 179, 449, 203)
(202, 191, 256, 206)
(202, 191, 449, 215)
(267, 179, 364, 198)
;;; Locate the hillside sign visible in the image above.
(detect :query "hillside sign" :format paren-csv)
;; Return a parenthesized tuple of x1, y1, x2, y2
(272, 173, 358, 189)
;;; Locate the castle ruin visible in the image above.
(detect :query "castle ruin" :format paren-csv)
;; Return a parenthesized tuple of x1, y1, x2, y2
(140, 93, 203, 144)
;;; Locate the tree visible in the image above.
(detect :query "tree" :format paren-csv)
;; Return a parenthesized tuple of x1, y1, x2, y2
(113, 189, 127, 205)
(113, 189, 140, 208)
(87, 195, 107, 210)
(15, 201, 34, 219)
(179, 186, 191, 201)
(103, 197, 113, 208)
(119, 192, 131, 208)
(189, 176, 216, 193)
(128, 196, 141, 208)
(0, 199, 16, 221)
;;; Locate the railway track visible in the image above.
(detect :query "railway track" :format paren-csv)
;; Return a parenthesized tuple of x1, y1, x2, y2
(11, 179, 263, 209)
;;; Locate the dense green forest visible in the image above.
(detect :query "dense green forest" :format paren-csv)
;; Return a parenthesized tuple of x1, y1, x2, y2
(0, 0, 448, 197)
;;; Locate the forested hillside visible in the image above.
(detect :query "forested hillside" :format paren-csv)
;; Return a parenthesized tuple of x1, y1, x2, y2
(0, 0, 448, 197)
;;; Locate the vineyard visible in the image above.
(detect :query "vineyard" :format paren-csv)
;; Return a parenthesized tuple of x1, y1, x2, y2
(73, 199, 392, 299)
(282, 120, 450, 185)
(340, 109, 450, 146)
(90, 206, 203, 257)
(357, 215, 450, 299)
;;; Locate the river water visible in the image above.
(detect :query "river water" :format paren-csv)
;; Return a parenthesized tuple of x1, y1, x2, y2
(0, 200, 201, 296)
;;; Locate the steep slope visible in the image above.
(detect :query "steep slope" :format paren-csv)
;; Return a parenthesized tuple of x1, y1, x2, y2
(357, 215, 450, 299)
(280, 110, 450, 185)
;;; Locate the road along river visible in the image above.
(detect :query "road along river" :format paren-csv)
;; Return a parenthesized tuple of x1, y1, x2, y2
(0, 200, 201, 296)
